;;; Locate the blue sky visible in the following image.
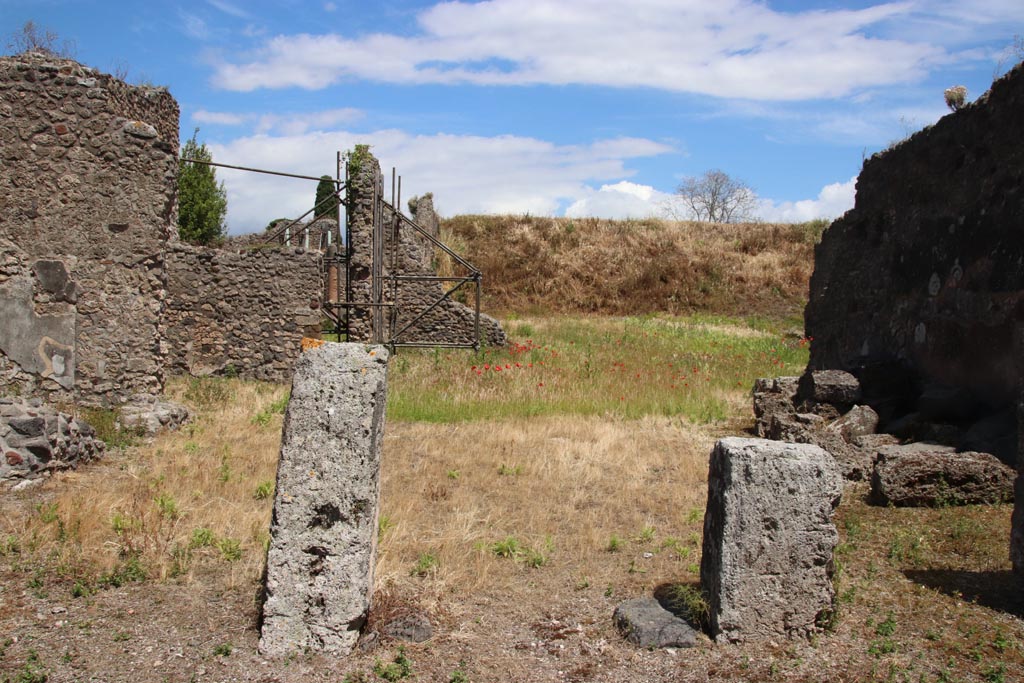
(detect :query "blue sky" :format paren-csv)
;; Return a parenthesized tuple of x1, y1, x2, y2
(3, 1, 1022, 233)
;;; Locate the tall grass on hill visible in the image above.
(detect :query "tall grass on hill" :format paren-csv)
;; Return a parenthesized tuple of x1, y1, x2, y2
(437, 216, 826, 317)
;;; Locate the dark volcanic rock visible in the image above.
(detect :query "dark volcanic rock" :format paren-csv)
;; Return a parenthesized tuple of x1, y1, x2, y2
(805, 64, 1024, 410)
(799, 370, 861, 407)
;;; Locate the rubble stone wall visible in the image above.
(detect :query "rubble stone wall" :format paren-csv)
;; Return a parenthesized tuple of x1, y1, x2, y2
(0, 52, 179, 404)
(346, 151, 505, 346)
(806, 64, 1024, 408)
(164, 244, 323, 383)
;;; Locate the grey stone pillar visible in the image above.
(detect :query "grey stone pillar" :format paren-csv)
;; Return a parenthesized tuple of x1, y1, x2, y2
(700, 437, 842, 643)
(259, 342, 389, 657)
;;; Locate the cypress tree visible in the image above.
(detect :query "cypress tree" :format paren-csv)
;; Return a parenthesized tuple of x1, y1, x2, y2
(178, 130, 228, 244)
(314, 175, 340, 219)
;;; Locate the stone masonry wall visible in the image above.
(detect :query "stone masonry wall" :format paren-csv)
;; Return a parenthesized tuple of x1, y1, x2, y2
(346, 152, 505, 346)
(806, 64, 1024, 409)
(0, 239, 77, 403)
(0, 52, 179, 404)
(164, 244, 323, 382)
(801, 65, 1024, 573)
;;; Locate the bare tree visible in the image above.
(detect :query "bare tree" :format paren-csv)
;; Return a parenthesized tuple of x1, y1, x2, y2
(672, 169, 757, 223)
(6, 20, 75, 57)
(993, 34, 1024, 80)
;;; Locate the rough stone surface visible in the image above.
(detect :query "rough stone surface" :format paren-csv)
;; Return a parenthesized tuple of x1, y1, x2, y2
(0, 397, 105, 482)
(612, 598, 698, 649)
(799, 370, 861, 407)
(0, 52, 178, 404)
(380, 613, 434, 643)
(827, 405, 880, 441)
(345, 152, 506, 347)
(118, 394, 190, 435)
(871, 446, 1015, 507)
(164, 243, 323, 382)
(700, 437, 842, 643)
(805, 64, 1024, 418)
(259, 343, 389, 657)
(1012, 398, 1024, 574)
(0, 239, 77, 399)
(407, 193, 440, 242)
(752, 377, 880, 480)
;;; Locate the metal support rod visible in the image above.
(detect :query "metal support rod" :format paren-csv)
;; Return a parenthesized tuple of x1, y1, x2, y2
(474, 272, 481, 352)
(383, 200, 476, 271)
(392, 275, 477, 283)
(389, 278, 470, 344)
(344, 157, 352, 339)
(391, 342, 479, 349)
(371, 166, 385, 343)
(182, 157, 347, 184)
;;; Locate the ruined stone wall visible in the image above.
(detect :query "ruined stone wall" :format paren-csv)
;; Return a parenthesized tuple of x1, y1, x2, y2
(0, 52, 178, 404)
(806, 64, 1024, 411)
(164, 244, 323, 382)
(346, 152, 505, 346)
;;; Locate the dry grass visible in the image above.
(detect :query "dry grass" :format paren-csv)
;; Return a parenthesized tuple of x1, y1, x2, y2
(0, 377, 286, 589)
(2, 315, 1023, 681)
(376, 415, 713, 603)
(438, 215, 824, 318)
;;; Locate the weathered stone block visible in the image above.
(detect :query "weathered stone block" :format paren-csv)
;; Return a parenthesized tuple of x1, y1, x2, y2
(118, 394, 190, 435)
(827, 404, 879, 441)
(700, 437, 842, 643)
(613, 597, 698, 649)
(799, 370, 861, 406)
(872, 446, 1015, 507)
(259, 343, 389, 657)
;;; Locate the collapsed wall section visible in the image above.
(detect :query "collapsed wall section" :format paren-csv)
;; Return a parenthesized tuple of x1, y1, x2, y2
(0, 52, 178, 404)
(164, 244, 323, 382)
(346, 151, 505, 346)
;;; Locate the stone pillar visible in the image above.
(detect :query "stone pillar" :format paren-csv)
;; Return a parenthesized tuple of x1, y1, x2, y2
(259, 342, 389, 657)
(700, 437, 842, 643)
(344, 148, 380, 342)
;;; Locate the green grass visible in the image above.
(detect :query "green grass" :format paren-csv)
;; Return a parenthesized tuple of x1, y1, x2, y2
(386, 315, 808, 423)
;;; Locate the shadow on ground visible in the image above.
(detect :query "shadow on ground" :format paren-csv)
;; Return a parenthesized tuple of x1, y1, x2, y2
(903, 569, 1024, 617)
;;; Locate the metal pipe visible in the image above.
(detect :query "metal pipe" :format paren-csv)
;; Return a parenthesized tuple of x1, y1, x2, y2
(181, 157, 346, 184)
(389, 278, 469, 343)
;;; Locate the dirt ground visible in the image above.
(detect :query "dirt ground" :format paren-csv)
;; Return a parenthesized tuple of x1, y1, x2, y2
(1, 407, 1022, 683)
(3, 486, 1022, 682)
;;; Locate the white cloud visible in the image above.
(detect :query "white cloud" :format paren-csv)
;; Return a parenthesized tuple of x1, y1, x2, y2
(180, 12, 209, 40)
(565, 182, 672, 219)
(207, 0, 249, 19)
(757, 177, 857, 223)
(256, 108, 363, 135)
(209, 130, 674, 233)
(190, 108, 364, 134)
(324, 2, 337, 12)
(211, 0, 947, 100)
(193, 109, 248, 126)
